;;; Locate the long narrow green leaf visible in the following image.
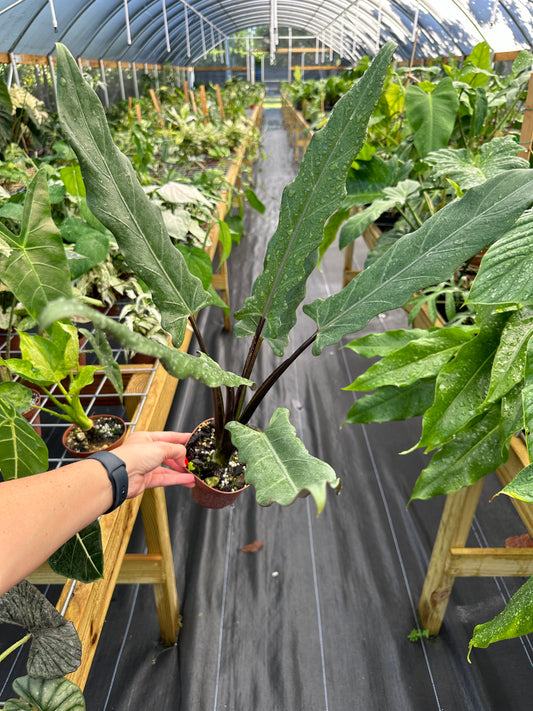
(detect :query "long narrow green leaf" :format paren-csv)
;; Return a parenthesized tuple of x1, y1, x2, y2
(419, 314, 507, 451)
(484, 306, 533, 405)
(469, 576, 533, 657)
(345, 328, 433, 357)
(234, 42, 397, 356)
(345, 327, 475, 392)
(305, 169, 533, 354)
(0, 170, 72, 320)
(468, 209, 533, 305)
(55, 43, 211, 348)
(226, 408, 341, 514)
(40, 299, 252, 389)
(410, 405, 506, 500)
(344, 380, 436, 424)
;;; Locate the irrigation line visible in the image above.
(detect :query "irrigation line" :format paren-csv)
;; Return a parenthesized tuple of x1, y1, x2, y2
(212, 506, 234, 711)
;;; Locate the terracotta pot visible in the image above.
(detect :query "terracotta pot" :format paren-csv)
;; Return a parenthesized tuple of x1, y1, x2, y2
(62, 414, 127, 458)
(186, 419, 248, 510)
(23, 388, 42, 437)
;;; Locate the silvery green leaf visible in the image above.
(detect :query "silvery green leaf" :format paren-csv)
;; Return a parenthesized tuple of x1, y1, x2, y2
(7, 676, 85, 711)
(157, 181, 212, 206)
(226, 408, 341, 514)
(48, 521, 103, 583)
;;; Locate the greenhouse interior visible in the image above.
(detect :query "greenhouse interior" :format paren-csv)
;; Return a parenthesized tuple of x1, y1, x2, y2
(3, 1, 533, 709)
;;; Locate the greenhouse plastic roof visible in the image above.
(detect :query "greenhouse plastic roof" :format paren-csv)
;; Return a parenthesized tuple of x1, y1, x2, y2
(0, 0, 532, 67)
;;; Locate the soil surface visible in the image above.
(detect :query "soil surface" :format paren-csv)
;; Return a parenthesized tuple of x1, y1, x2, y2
(65, 415, 125, 454)
(185, 420, 246, 492)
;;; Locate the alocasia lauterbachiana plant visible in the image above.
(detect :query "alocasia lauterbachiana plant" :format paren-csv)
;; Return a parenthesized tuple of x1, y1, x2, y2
(41, 42, 533, 519)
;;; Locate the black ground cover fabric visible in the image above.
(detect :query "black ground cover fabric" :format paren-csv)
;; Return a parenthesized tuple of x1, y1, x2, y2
(3, 105, 533, 710)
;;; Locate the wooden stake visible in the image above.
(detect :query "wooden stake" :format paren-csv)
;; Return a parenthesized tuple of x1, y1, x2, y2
(149, 88, 164, 127)
(135, 102, 142, 122)
(518, 72, 533, 160)
(183, 79, 189, 105)
(199, 84, 209, 121)
(215, 83, 226, 120)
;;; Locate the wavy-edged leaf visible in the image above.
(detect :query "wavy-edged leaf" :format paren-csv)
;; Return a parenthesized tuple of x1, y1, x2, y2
(410, 405, 506, 501)
(425, 136, 529, 190)
(234, 42, 397, 355)
(226, 408, 341, 514)
(305, 169, 533, 354)
(0, 170, 72, 320)
(344, 380, 436, 424)
(405, 77, 459, 157)
(40, 299, 252, 390)
(55, 44, 212, 348)
(419, 314, 507, 451)
(469, 576, 533, 658)
(47, 520, 103, 583)
(468, 209, 533, 306)
(345, 327, 475, 392)
(0, 399, 48, 481)
(0, 580, 82, 678)
(6, 676, 85, 711)
(484, 306, 533, 405)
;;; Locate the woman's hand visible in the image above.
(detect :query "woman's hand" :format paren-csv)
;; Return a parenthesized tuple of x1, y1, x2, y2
(112, 430, 195, 499)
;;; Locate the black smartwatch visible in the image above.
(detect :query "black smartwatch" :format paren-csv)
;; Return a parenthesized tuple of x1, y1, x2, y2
(89, 451, 129, 513)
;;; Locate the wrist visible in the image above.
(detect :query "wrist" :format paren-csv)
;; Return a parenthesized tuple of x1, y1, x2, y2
(88, 451, 129, 513)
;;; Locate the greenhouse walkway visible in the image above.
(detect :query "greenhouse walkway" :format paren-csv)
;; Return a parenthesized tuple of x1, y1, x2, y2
(10, 106, 533, 710)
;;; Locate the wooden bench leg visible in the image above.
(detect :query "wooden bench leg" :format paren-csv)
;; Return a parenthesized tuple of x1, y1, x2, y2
(140, 487, 180, 644)
(418, 478, 484, 635)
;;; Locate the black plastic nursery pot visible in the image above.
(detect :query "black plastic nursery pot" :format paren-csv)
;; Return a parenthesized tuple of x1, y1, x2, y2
(62, 414, 127, 458)
(186, 419, 248, 509)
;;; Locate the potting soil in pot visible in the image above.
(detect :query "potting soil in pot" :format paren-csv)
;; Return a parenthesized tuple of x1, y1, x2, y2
(65, 415, 125, 454)
(186, 420, 246, 492)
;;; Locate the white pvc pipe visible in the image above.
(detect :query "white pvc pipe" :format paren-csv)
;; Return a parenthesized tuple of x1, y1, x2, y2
(118, 60, 125, 100)
(124, 0, 131, 45)
(132, 62, 139, 98)
(48, 0, 58, 31)
(162, 0, 171, 53)
(99, 59, 109, 108)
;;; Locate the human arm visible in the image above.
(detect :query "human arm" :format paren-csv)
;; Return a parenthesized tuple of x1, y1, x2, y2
(0, 430, 194, 595)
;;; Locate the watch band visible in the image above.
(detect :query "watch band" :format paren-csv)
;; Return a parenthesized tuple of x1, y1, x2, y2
(89, 450, 129, 513)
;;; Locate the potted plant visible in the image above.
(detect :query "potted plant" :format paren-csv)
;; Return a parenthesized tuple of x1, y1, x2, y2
(0, 321, 125, 456)
(41, 42, 533, 517)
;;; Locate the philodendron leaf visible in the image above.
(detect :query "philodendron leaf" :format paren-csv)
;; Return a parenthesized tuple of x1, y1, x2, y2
(226, 408, 341, 514)
(345, 327, 476, 392)
(55, 43, 212, 348)
(40, 299, 253, 389)
(234, 42, 397, 356)
(410, 405, 506, 500)
(468, 208, 533, 306)
(339, 179, 420, 249)
(306, 169, 533, 354)
(0, 580, 82, 678)
(344, 380, 436, 424)
(425, 135, 529, 191)
(0, 170, 72, 320)
(0, 399, 48, 481)
(523, 337, 533, 459)
(419, 314, 507, 451)
(47, 520, 103, 583)
(405, 77, 459, 157)
(468, 576, 533, 658)
(6, 676, 85, 711)
(483, 306, 533, 406)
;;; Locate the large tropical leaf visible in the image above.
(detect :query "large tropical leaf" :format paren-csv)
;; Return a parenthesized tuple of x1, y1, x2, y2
(234, 42, 397, 356)
(404, 77, 459, 157)
(47, 520, 103, 583)
(226, 408, 341, 514)
(0, 399, 48, 481)
(0, 580, 81, 678)
(40, 299, 252, 389)
(425, 136, 529, 191)
(305, 169, 533, 354)
(6, 676, 85, 711)
(468, 576, 533, 658)
(0, 170, 72, 320)
(345, 328, 432, 357)
(55, 43, 212, 348)
(468, 209, 533, 306)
